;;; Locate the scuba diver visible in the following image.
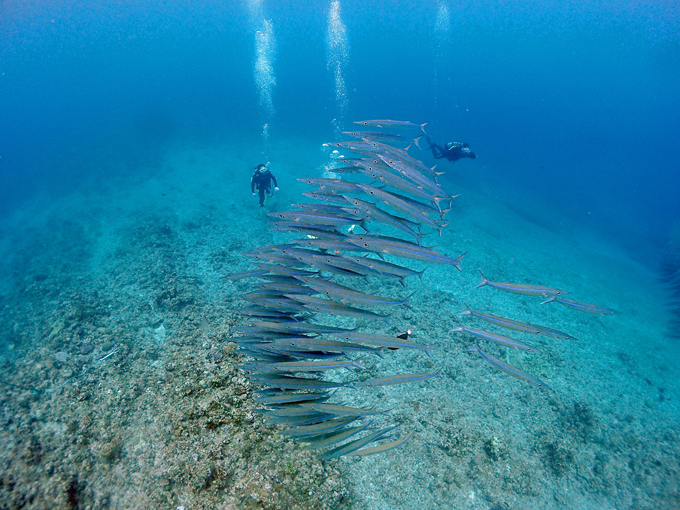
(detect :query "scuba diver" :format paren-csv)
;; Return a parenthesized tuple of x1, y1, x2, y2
(426, 136, 476, 164)
(251, 164, 279, 208)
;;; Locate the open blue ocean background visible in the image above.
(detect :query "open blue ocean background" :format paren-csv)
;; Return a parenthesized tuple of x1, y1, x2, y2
(3, 0, 679, 257)
(1, 1, 679, 509)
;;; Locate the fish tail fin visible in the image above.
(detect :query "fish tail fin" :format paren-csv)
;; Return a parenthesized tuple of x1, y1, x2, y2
(541, 296, 557, 305)
(476, 269, 488, 287)
(420, 122, 428, 134)
(432, 196, 446, 212)
(450, 326, 464, 333)
(359, 218, 370, 233)
(437, 222, 450, 237)
(459, 302, 472, 316)
(467, 345, 480, 354)
(413, 135, 423, 150)
(453, 251, 468, 272)
(425, 345, 435, 359)
(403, 291, 417, 307)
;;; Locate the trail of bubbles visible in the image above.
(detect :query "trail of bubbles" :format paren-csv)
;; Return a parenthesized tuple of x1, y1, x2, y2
(254, 18, 276, 155)
(326, 1, 349, 138)
(246, 0, 263, 19)
(255, 19, 276, 118)
(433, 2, 450, 112)
(435, 1, 451, 38)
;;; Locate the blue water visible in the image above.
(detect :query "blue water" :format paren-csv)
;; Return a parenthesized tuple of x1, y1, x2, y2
(1, 1, 679, 509)
(2, 0, 679, 258)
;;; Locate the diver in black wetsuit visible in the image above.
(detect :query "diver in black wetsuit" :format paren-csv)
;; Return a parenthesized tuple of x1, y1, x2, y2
(426, 136, 476, 163)
(251, 164, 279, 208)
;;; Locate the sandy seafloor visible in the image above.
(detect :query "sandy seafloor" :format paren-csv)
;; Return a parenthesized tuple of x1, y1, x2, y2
(0, 133, 678, 510)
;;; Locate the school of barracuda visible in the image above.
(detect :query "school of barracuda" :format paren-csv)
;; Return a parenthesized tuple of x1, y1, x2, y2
(225, 119, 616, 459)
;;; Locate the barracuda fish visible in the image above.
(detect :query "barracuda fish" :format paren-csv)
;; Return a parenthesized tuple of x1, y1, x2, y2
(451, 326, 540, 352)
(359, 165, 448, 212)
(254, 392, 332, 405)
(269, 222, 343, 236)
(292, 252, 382, 278)
(265, 413, 336, 427)
(323, 140, 377, 153)
(343, 130, 409, 142)
(291, 203, 365, 218)
(284, 294, 392, 323)
(252, 320, 357, 335)
(347, 430, 415, 457)
(326, 165, 362, 175)
(460, 305, 577, 340)
(334, 157, 368, 166)
(304, 403, 388, 416)
(269, 360, 365, 372)
(291, 237, 372, 254)
(347, 254, 426, 283)
(251, 298, 309, 314)
(255, 263, 320, 278)
(357, 184, 448, 236)
(286, 416, 360, 439)
(333, 330, 434, 358)
(301, 190, 355, 204)
(386, 189, 455, 220)
(272, 337, 385, 357)
(347, 235, 467, 271)
(296, 177, 363, 194)
(241, 290, 297, 302)
(534, 325, 579, 341)
(477, 270, 567, 297)
(318, 425, 399, 459)
(340, 195, 426, 244)
(302, 258, 369, 279)
(256, 282, 316, 295)
(353, 161, 447, 211)
(302, 277, 414, 308)
(236, 308, 302, 320)
(258, 406, 332, 417)
(265, 349, 350, 361)
(353, 369, 443, 388)
(268, 210, 367, 229)
(247, 252, 305, 267)
(459, 303, 541, 334)
(301, 422, 373, 450)
(374, 141, 441, 178)
(353, 119, 428, 133)
(541, 295, 616, 315)
(247, 243, 299, 255)
(376, 154, 448, 198)
(248, 374, 351, 390)
(468, 345, 553, 391)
